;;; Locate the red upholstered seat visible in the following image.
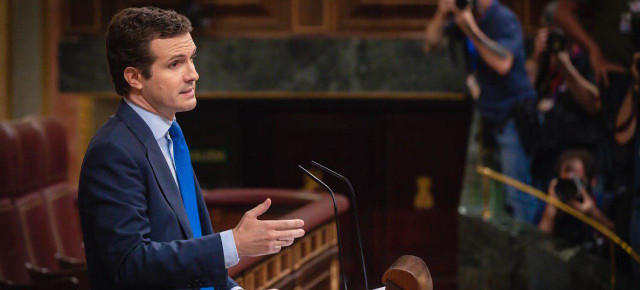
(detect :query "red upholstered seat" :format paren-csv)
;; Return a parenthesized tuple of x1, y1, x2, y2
(0, 122, 22, 198)
(0, 198, 30, 284)
(13, 121, 47, 196)
(42, 184, 85, 260)
(27, 117, 68, 186)
(14, 192, 60, 271)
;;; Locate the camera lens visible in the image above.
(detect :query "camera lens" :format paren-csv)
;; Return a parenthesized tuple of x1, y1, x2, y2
(555, 178, 579, 202)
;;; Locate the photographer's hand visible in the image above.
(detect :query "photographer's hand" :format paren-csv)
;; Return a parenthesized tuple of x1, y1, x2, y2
(568, 189, 615, 230)
(538, 179, 559, 233)
(437, 0, 455, 15)
(533, 28, 548, 61)
(526, 28, 548, 85)
(589, 46, 626, 87)
(568, 188, 596, 215)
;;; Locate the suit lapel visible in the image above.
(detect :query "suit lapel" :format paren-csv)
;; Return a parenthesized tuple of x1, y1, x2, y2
(115, 101, 193, 239)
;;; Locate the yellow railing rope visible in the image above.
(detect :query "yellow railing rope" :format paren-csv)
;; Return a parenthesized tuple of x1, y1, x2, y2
(476, 166, 640, 265)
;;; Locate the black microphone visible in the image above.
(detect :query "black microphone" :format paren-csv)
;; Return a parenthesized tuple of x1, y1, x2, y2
(311, 161, 369, 290)
(298, 165, 348, 290)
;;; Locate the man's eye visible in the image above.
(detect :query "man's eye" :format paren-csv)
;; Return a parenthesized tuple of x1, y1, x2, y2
(169, 61, 179, 68)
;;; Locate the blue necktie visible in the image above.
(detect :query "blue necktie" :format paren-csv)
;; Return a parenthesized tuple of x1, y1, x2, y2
(169, 122, 213, 290)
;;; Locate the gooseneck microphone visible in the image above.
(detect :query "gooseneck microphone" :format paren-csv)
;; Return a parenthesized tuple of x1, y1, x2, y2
(311, 161, 369, 290)
(298, 165, 348, 290)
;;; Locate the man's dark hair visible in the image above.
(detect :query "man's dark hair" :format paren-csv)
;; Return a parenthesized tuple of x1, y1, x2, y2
(556, 149, 596, 182)
(106, 7, 192, 96)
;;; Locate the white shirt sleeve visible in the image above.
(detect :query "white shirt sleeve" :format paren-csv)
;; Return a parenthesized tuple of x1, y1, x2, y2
(220, 229, 240, 269)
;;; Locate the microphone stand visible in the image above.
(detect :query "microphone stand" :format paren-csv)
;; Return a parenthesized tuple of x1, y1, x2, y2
(298, 165, 349, 290)
(311, 161, 369, 290)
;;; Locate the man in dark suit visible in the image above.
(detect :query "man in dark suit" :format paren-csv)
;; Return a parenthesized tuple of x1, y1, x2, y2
(78, 7, 305, 289)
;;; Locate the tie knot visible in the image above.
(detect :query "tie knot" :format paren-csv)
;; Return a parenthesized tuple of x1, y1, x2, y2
(168, 121, 184, 139)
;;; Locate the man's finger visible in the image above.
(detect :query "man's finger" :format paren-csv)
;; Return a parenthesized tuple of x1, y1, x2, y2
(246, 198, 271, 218)
(274, 229, 305, 240)
(607, 63, 627, 73)
(265, 219, 304, 230)
(273, 239, 294, 247)
(548, 178, 558, 197)
(278, 238, 294, 246)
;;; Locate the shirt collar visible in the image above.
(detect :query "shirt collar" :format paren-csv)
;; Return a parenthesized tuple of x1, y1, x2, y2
(124, 98, 173, 141)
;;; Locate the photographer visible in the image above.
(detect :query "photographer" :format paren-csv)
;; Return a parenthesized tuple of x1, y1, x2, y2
(526, 3, 607, 202)
(425, 0, 539, 223)
(538, 150, 614, 244)
(555, 0, 633, 192)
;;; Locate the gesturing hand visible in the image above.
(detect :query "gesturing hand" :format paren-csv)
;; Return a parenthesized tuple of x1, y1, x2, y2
(232, 198, 305, 257)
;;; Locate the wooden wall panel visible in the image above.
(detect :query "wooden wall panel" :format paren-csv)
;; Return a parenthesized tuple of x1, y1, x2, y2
(336, 0, 436, 36)
(63, 0, 292, 37)
(62, 0, 101, 34)
(61, 0, 549, 37)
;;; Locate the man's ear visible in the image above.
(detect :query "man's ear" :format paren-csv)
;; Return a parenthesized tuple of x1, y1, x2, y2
(124, 67, 144, 90)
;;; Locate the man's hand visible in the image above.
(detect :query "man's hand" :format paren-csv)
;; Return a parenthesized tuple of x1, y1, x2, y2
(632, 52, 640, 84)
(589, 46, 626, 87)
(437, 0, 455, 15)
(568, 188, 596, 216)
(533, 28, 548, 61)
(233, 198, 305, 257)
(452, 7, 475, 33)
(546, 179, 559, 214)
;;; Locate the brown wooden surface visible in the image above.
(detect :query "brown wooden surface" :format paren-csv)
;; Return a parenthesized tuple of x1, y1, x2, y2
(60, 0, 552, 37)
(203, 189, 347, 290)
(383, 255, 433, 290)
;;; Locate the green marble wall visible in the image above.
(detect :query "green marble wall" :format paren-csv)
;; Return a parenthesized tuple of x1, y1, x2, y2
(59, 36, 467, 93)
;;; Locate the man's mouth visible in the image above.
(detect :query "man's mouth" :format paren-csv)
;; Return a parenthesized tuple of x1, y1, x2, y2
(180, 88, 194, 94)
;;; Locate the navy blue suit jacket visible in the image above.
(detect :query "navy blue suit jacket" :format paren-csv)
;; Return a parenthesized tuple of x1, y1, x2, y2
(78, 101, 239, 289)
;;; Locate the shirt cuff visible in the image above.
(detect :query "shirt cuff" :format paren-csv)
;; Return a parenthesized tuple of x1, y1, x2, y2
(230, 287, 243, 290)
(220, 230, 240, 269)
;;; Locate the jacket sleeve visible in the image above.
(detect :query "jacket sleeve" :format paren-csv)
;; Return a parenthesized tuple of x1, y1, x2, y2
(79, 141, 230, 289)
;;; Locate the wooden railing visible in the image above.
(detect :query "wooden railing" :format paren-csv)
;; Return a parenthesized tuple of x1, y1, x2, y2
(202, 188, 349, 290)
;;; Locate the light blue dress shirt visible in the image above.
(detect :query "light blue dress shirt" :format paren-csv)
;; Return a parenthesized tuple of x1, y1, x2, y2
(124, 99, 242, 287)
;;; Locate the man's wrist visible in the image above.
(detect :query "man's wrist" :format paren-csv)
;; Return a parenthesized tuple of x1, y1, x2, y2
(220, 230, 240, 268)
(586, 42, 601, 55)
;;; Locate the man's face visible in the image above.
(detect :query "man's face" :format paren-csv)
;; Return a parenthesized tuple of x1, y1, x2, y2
(139, 33, 199, 119)
(559, 159, 587, 183)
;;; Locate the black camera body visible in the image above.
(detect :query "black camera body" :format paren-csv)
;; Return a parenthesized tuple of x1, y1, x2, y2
(456, 0, 476, 10)
(555, 178, 585, 203)
(547, 29, 566, 53)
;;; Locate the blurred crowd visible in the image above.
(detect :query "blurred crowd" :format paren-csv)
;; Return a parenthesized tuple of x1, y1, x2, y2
(425, 0, 640, 283)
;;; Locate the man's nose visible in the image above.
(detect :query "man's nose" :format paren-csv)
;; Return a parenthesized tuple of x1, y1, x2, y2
(185, 61, 199, 82)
